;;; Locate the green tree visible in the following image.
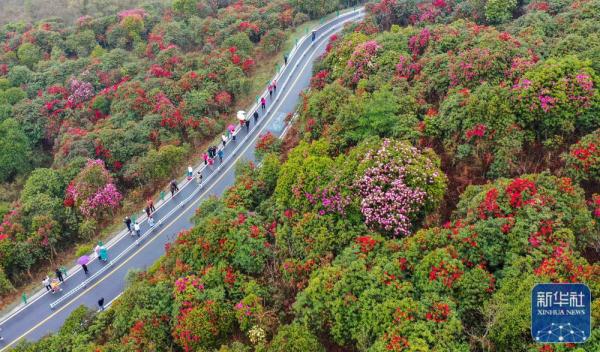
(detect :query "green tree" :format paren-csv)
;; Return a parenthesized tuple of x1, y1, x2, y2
(17, 43, 42, 68)
(0, 267, 14, 296)
(21, 168, 64, 201)
(485, 0, 517, 24)
(172, 0, 200, 15)
(0, 118, 31, 182)
(0, 87, 26, 105)
(65, 29, 97, 57)
(268, 324, 325, 352)
(7, 66, 33, 86)
(290, 0, 340, 19)
(138, 144, 187, 184)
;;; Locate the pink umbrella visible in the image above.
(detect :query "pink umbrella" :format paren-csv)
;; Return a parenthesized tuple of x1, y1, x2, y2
(228, 124, 235, 133)
(77, 255, 90, 265)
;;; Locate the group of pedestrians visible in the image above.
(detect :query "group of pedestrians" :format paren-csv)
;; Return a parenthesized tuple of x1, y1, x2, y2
(124, 215, 142, 238)
(42, 267, 66, 294)
(205, 145, 223, 166)
(268, 79, 277, 98)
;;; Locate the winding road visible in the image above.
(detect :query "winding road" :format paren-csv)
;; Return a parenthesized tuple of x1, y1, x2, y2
(0, 8, 365, 350)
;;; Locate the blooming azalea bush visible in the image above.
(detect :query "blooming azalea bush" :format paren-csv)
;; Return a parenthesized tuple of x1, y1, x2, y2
(255, 131, 282, 161)
(354, 139, 446, 236)
(513, 56, 600, 144)
(64, 159, 122, 220)
(562, 129, 599, 184)
(455, 172, 596, 252)
(293, 236, 470, 350)
(344, 40, 382, 86)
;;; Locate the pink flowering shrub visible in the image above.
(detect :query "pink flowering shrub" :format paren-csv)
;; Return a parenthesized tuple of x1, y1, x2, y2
(354, 139, 446, 237)
(512, 56, 599, 139)
(408, 27, 431, 58)
(65, 159, 122, 219)
(356, 169, 426, 236)
(118, 8, 148, 21)
(395, 55, 421, 80)
(305, 186, 351, 216)
(67, 79, 94, 106)
(79, 183, 122, 217)
(447, 47, 509, 88)
(345, 40, 381, 86)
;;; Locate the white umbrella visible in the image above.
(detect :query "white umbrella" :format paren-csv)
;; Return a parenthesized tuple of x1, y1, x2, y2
(237, 110, 246, 122)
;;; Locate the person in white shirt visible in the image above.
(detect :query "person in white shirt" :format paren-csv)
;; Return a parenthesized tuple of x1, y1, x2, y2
(42, 276, 51, 291)
(133, 222, 141, 237)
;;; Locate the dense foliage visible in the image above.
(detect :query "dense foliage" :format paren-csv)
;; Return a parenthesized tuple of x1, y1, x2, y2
(9, 1, 600, 352)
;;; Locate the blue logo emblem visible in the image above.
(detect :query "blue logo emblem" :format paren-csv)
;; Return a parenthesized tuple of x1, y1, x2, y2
(531, 283, 591, 343)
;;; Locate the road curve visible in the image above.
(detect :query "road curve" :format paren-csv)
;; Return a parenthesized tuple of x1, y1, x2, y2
(0, 8, 365, 350)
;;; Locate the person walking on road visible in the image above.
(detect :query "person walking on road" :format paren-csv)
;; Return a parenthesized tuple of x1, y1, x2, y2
(245, 119, 250, 131)
(95, 241, 108, 261)
(203, 152, 209, 165)
(196, 171, 203, 186)
(147, 198, 155, 213)
(268, 84, 273, 98)
(218, 149, 224, 163)
(148, 216, 155, 228)
(124, 216, 132, 233)
(284, 54, 288, 65)
(312, 30, 316, 42)
(170, 179, 179, 196)
(253, 110, 259, 122)
(55, 268, 64, 282)
(133, 221, 141, 237)
(272, 79, 277, 94)
(82, 263, 89, 275)
(222, 134, 227, 147)
(145, 206, 151, 217)
(43, 276, 51, 291)
(98, 297, 105, 311)
(261, 97, 266, 111)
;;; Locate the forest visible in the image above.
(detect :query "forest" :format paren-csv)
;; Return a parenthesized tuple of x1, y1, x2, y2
(3, 0, 600, 351)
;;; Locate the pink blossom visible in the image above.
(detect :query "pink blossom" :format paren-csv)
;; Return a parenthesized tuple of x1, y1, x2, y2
(118, 8, 147, 20)
(538, 94, 556, 112)
(354, 141, 430, 237)
(67, 79, 94, 105)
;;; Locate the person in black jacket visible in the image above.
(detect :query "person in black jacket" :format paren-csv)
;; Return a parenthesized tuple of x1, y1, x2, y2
(124, 216, 132, 232)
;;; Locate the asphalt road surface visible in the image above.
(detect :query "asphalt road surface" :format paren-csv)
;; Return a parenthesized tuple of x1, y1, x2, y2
(0, 8, 364, 350)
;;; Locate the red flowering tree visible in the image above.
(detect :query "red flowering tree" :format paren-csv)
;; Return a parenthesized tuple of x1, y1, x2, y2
(562, 129, 599, 184)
